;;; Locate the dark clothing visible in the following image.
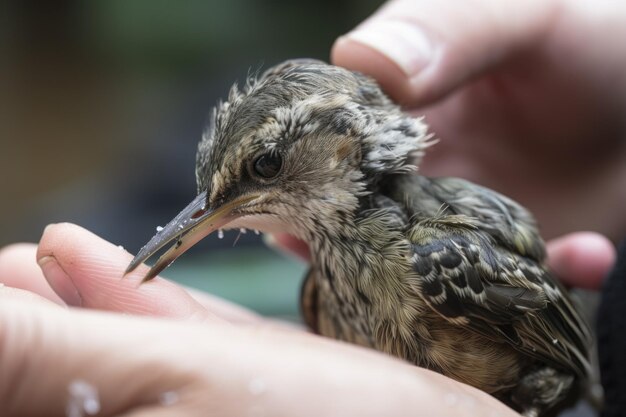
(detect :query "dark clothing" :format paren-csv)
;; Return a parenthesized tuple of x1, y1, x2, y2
(598, 240, 626, 417)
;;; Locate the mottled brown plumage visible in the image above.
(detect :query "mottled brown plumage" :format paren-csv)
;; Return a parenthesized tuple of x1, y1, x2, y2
(126, 59, 592, 416)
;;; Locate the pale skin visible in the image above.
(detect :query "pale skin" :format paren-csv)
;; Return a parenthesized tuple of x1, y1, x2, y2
(0, 223, 519, 417)
(1, 0, 624, 415)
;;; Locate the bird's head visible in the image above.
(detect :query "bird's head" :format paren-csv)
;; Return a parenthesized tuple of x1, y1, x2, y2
(126, 59, 429, 281)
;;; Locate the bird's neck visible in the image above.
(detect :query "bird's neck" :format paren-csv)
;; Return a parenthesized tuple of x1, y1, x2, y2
(302, 193, 412, 303)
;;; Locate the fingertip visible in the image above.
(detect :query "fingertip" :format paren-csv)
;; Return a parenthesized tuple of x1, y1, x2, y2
(547, 232, 616, 290)
(332, 36, 419, 105)
(332, 0, 558, 108)
(0, 243, 65, 304)
(37, 222, 86, 264)
(0, 285, 61, 307)
(35, 223, 217, 321)
(38, 255, 82, 306)
(0, 243, 38, 282)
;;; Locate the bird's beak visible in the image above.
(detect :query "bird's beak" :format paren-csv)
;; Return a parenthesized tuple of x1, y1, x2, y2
(125, 191, 258, 282)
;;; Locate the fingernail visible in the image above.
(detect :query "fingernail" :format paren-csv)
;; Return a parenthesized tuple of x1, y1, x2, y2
(37, 255, 82, 306)
(344, 19, 432, 77)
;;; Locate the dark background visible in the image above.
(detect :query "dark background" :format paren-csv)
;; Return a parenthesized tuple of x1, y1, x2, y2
(1, 0, 382, 316)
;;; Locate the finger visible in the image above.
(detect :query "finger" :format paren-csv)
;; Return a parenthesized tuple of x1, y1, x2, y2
(0, 285, 63, 307)
(36, 223, 223, 322)
(0, 289, 518, 417)
(0, 295, 206, 417)
(546, 232, 616, 290)
(331, 0, 557, 105)
(0, 243, 66, 305)
(264, 233, 311, 262)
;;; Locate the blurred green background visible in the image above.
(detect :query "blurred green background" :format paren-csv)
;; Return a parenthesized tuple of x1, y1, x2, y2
(1, 0, 383, 318)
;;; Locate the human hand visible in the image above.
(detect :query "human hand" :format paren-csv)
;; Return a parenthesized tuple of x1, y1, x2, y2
(0, 223, 519, 417)
(331, 0, 626, 242)
(268, 0, 623, 291)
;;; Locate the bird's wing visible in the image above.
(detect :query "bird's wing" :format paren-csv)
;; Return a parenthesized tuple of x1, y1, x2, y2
(408, 215, 592, 379)
(384, 175, 548, 261)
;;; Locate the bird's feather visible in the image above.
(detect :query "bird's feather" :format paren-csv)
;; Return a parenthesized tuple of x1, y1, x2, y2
(383, 175, 592, 379)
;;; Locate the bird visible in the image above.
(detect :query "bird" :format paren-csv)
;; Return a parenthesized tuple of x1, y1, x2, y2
(125, 59, 592, 417)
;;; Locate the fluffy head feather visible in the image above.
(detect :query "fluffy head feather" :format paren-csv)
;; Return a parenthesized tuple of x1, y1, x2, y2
(195, 59, 430, 226)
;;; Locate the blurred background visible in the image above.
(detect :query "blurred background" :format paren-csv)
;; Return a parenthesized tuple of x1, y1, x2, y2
(1, 0, 382, 319)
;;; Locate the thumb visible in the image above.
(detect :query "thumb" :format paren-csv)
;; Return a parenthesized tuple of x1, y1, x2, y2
(36, 223, 219, 322)
(332, 0, 558, 105)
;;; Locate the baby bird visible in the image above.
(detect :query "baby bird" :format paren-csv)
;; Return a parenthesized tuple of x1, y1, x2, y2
(126, 59, 591, 416)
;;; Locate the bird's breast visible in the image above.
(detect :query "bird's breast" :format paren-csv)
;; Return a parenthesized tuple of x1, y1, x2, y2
(309, 232, 423, 351)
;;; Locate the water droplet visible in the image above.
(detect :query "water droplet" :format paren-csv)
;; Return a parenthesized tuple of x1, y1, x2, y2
(156, 225, 164, 232)
(117, 245, 124, 251)
(83, 399, 99, 415)
(217, 229, 224, 239)
(552, 338, 558, 345)
(66, 379, 100, 417)
(240, 228, 247, 234)
(159, 391, 179, 406)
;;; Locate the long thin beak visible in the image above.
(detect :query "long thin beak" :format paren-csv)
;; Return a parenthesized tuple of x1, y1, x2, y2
(125, 191, 258, 282)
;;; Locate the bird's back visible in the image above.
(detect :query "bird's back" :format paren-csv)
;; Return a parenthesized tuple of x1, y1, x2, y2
(382, 175, 591, 377)
(302, 172, 592, 415)
(380, 173, 592, 413)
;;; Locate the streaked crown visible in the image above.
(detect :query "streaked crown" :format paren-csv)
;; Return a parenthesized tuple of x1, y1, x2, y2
(195, 59, 430, 208)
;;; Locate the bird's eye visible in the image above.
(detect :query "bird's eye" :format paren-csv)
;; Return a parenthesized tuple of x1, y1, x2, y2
(253, 153, 283, 179)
